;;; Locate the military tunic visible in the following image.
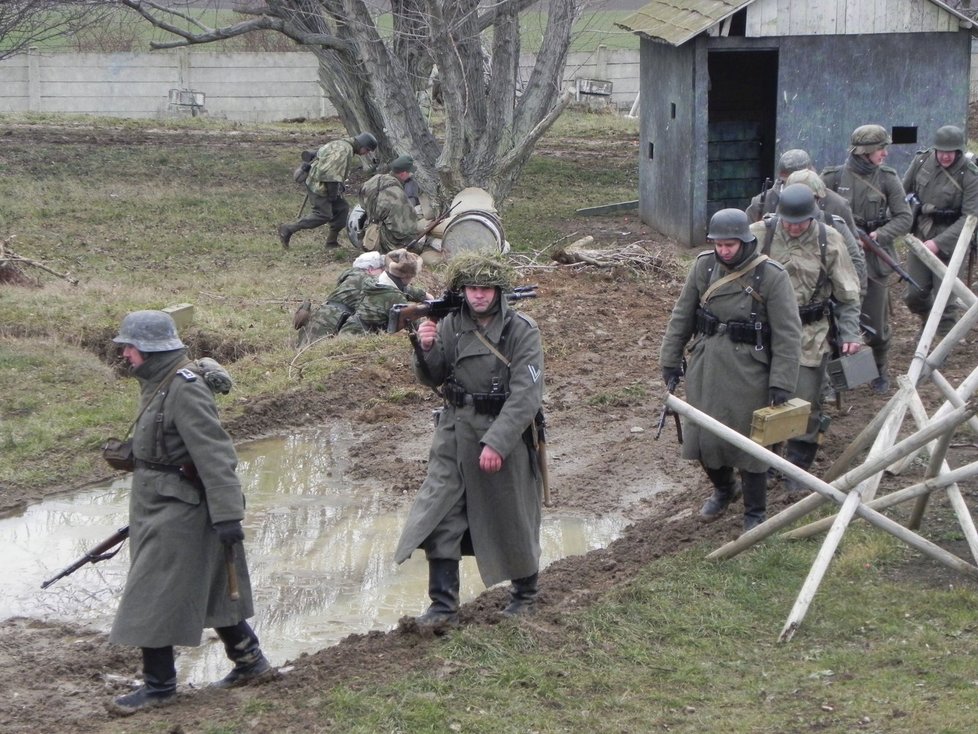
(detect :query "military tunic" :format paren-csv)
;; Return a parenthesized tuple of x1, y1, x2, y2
(822, 158, 912, 371)
(359, 173, 424, 254)
(288, 137, 373, 239)
(394, 298, 544, 586)
(300, 267, 375, 344)
(338, 271, 427, 335)
(659, 247, 802, 473)
(902, 149, 978, 327)
(110, 349, 254, 648)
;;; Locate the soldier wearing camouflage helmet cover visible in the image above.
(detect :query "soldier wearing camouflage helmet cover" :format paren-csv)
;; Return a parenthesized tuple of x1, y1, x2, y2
(660, 209, 802, 531)
(745, 148, 813, 223)
(821, 124, 913, 393)
(277, 132, 378, 250)
(901, 125, 978, 337)
(107, 310, 269, 714)
(395, 252, 545, 623)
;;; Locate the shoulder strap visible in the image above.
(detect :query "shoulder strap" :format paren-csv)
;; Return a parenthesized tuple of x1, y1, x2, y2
(123, 358, 192, 438)
(700, 254, 769, 306)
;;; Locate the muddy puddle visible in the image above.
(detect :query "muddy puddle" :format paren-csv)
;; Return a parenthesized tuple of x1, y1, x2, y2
(3, 425, 626, 685)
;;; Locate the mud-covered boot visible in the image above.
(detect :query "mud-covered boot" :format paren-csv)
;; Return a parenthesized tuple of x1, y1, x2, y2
(501, 573, 539, 618)
(699, 466, 741, 523)
(741, 470, 768, 532)
(783, 441, 820, 494)
(212, 621, 272, 688)
(324, 227, 342, 248)
(277, 223, 293, 250)
(110, 646, 177, 715)
(416, 558, 460, 627)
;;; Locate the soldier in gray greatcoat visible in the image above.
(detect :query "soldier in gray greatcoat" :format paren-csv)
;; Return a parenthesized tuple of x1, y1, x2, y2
(395, 252, 544, 625)
(902, 124, 978, 336)
(108, 311, 269, 714)
(660, 209, 802, 531)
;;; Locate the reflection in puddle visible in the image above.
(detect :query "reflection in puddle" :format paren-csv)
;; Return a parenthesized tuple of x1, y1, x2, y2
(3, 426, 626, 685)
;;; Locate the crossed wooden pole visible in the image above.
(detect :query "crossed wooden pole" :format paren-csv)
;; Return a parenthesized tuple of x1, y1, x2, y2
(666, 215, 978, 643)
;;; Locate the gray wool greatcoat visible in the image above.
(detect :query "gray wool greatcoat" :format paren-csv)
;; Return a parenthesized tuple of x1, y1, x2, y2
(394, 297, 544, 587)
(659, 247, 803, 473)
(110, 349, 254, 648)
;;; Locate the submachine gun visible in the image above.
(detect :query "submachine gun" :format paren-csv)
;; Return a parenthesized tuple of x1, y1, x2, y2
(387, 285, 538, 334)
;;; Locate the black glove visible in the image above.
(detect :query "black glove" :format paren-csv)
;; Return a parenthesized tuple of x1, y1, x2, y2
(214, 520, 244, 547)
(769, 387, 791, 406)
(661, 366, 683, 387)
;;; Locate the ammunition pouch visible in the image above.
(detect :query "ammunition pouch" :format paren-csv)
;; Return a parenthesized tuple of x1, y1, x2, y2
(798, 301, 828, 325)
(102, 438, 135, 472)
(695, 308, 770, 347)
(442, 378, 509, 415)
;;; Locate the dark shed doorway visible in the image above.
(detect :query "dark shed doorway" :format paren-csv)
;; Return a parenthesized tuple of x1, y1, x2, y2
(706, 49, 778, 218)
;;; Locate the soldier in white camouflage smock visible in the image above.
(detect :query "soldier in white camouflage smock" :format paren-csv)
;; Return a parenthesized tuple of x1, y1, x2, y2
(278, 132, 378, 250)
(338, 249, 430, 335)
(296, 251, 386, 345)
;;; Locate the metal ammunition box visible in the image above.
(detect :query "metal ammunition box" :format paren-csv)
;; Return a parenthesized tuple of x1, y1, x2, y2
(826, 350, 879, 391)
(750, 398, 811, 446)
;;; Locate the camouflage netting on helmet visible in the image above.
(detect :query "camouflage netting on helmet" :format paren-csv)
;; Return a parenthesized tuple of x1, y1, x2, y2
(445, 251, 516, 291)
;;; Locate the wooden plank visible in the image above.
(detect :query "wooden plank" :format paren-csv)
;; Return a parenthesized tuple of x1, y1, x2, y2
(575, 200, 639, 216)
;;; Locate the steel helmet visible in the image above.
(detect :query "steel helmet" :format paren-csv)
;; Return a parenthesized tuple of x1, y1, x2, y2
(707, 208, 754, 243)
(777, 149, 812, 176)
(777, 183, 819, 223)
(347, 204, 366, 249)
(934, 125, 965, 152)
(353, 132, 378, 152)
(112, 310, 185, 352)
(445, 251, 516, 291)
(850, 124, 890, 155)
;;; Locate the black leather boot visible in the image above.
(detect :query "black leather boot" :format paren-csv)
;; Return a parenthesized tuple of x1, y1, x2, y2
(741, 470, 768, 532)
(416, 558, 460, 627)
(783, 441, 820, 493)
(501, 573, 539, 618)
(111, 646, 177, 715)
(324, 228, 342, 247)
(212, 621, 272, 688)
(277, 223, 293, 249)
(699, 466, 742, 523)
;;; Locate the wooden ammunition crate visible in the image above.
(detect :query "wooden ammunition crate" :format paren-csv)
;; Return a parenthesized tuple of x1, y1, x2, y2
(750, 398, 811, 445)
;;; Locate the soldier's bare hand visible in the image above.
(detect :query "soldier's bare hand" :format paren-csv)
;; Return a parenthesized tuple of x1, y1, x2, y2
(840, 341, 862, 355)
(479, 445, 503, 474)
(417, 319, 438, 351)
(924, 239, 940, 255)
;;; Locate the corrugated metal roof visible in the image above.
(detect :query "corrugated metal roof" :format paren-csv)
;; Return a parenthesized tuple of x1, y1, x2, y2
(616, 0, 976, 47)
(615, 0, 755, 47)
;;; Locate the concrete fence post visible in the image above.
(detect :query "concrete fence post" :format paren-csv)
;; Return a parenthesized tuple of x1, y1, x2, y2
(28, 47, 41, 113)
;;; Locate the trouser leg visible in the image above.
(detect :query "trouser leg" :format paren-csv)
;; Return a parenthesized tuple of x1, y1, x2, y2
(862, 272, 891, 391)
(211, 620, 271, 688)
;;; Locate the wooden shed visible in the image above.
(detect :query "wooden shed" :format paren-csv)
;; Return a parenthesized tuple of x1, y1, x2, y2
(617, 0, 978, 245)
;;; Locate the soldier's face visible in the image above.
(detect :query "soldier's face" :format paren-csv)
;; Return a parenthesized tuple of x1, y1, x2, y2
(936, 151, 957, 168)
(713, 239, 742, 263)
(867, 148, 888, 166)
(121, 344, 145, 368)
(464, 285, 499, 314)
(781, 219, 812, 238)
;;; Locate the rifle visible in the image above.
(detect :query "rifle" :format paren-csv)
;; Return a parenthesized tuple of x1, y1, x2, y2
(41, 525, 130, 589)
(529, 410, 552, 507)
(387, 285, 538, 334)
(855, 227, 923, 291)
(654, 377, 683, 443)
(406, 201, 460, 252)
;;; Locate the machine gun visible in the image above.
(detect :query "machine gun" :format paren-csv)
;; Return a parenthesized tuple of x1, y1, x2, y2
(40, 525, 130, 589)
(387, 285, 538, 334)
(855, 227, 923, 291)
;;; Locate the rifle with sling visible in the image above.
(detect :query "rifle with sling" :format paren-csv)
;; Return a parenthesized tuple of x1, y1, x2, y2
(41, 525, 130, 589)
(405, 201, 460, 253)
(854, 227, 923, 291)
(655, 376, 683, 443)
